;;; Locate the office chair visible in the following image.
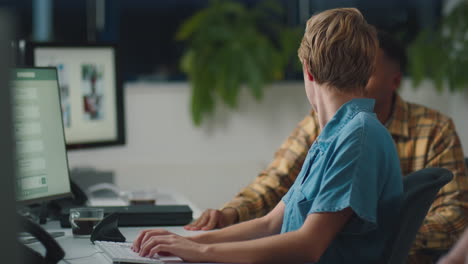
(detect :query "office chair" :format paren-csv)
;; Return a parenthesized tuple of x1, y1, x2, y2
(381, 168, 453, 264)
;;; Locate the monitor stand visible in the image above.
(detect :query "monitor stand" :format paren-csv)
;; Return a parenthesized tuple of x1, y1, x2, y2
(39, 202, 48, 224)
(18, 180, 89, 226)
(18, 202, 56, 225)
(45, 181, 89, 222)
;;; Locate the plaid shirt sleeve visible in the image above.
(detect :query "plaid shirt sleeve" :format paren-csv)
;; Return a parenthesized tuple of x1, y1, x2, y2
(221, 111, 320, 222)
(409, 119, 468, 259)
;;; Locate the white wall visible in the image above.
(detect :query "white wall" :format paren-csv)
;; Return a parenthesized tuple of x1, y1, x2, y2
(68, 80, 468, 210)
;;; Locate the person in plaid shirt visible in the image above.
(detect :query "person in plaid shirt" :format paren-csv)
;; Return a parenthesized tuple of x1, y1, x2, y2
(185, 30, 468, 263)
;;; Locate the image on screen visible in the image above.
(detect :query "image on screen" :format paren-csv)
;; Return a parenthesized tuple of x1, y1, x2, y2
(12, 68, 72, 204)
(27, 44, 125, 150)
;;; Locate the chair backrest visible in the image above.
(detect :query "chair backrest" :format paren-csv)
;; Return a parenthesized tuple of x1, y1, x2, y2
(465, 158, 468, 168)
(382, 168, 453, 264)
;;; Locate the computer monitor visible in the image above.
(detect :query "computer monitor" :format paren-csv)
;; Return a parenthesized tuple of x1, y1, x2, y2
(25, 43, 125, 150)
(12, 67, 72, 204)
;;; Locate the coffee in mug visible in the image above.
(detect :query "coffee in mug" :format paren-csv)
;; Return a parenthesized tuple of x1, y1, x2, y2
(71, 218, 102, 235)
(126, 190, 157, 205)
(69, 208, 104, 237)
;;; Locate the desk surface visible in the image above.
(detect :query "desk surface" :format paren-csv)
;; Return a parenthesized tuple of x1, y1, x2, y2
(28, 191, 211, 263)
(30, 221, 219, 264)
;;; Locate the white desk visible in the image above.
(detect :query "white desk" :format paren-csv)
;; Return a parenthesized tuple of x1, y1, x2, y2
(27, 190, 211, 263)
(29, 221, 220, 264)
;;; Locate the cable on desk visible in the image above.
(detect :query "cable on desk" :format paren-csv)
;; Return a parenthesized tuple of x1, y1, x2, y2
(62, 251, 104, 263)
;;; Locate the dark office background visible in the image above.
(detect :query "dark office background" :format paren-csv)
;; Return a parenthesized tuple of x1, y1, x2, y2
(1, 0, 441, 82)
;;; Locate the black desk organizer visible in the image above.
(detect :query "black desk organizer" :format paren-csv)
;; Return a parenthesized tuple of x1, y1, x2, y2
(60, 204, 193, 228)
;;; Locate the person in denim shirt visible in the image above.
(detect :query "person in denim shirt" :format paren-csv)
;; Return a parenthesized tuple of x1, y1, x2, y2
(132, 8, 403, 263)
(281, 98, 402, 263)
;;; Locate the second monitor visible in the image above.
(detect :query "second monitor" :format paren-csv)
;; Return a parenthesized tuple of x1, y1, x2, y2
(27, 43, 125, 150)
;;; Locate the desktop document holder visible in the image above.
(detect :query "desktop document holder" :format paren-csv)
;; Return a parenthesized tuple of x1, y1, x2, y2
(91, 213, 126, 243)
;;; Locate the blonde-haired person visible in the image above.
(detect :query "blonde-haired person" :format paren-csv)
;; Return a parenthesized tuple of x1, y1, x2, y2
(188, 30, 468, 264)
(132, 8, 403, 263)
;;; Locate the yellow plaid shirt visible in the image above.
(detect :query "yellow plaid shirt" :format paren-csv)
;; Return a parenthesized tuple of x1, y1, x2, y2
(222, 94, 468, 263)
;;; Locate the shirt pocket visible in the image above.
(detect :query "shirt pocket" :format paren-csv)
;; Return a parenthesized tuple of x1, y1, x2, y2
(301, 149, 320, 185)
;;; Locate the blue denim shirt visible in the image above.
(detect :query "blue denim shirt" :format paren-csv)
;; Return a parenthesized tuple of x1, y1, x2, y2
(281, 98, 403, 263)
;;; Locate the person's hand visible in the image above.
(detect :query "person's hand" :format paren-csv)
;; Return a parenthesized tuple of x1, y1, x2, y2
(133, 229, 207, 262)
(184, 208, 238, 231)
(436, 251, 468, 264)
(436, 255, 465, 264)
(132, 229, 174, 253)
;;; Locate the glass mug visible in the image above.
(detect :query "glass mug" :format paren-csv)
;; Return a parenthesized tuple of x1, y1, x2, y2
(69, 208, 104, 237)
(125, 189, 157, 205)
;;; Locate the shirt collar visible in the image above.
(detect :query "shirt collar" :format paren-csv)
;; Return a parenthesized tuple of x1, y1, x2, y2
(315, 98, 375, 148)
(385, 93, 410, 138)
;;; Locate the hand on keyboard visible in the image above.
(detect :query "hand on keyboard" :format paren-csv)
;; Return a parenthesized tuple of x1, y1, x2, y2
(132, 229, 208, 263)
(95, 241, 164, 264)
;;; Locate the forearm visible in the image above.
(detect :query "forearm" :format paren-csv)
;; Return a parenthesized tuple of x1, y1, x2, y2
(149, 208, 349, 264)
(201, 231, 315, 264)
(200, 208, 352, 264)
(190, 215, 277, 244)
(192, 202, 285, 244)
(222, 183, 289, 222)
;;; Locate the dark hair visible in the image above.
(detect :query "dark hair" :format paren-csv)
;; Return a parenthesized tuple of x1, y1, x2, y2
(377, 30, 407, 73)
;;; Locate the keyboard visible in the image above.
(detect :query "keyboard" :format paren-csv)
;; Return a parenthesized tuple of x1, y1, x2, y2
(95, 241, 165, 263)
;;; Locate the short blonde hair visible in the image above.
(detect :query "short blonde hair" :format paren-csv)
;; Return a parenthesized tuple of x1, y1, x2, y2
(298, 8, 377, 94)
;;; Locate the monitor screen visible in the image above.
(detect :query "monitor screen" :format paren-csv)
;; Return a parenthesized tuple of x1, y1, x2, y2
(26, 44, 125, 150)
(12, 68, 72, 204)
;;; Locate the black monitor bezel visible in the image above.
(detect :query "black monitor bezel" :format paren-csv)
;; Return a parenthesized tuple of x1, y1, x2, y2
(13, 67, 73, 205)
(25, 42, 126, 150)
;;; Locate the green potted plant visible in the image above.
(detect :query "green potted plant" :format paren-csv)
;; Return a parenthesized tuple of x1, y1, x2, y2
(408, 0, 468, 92)
(176, 0, 302, 125)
